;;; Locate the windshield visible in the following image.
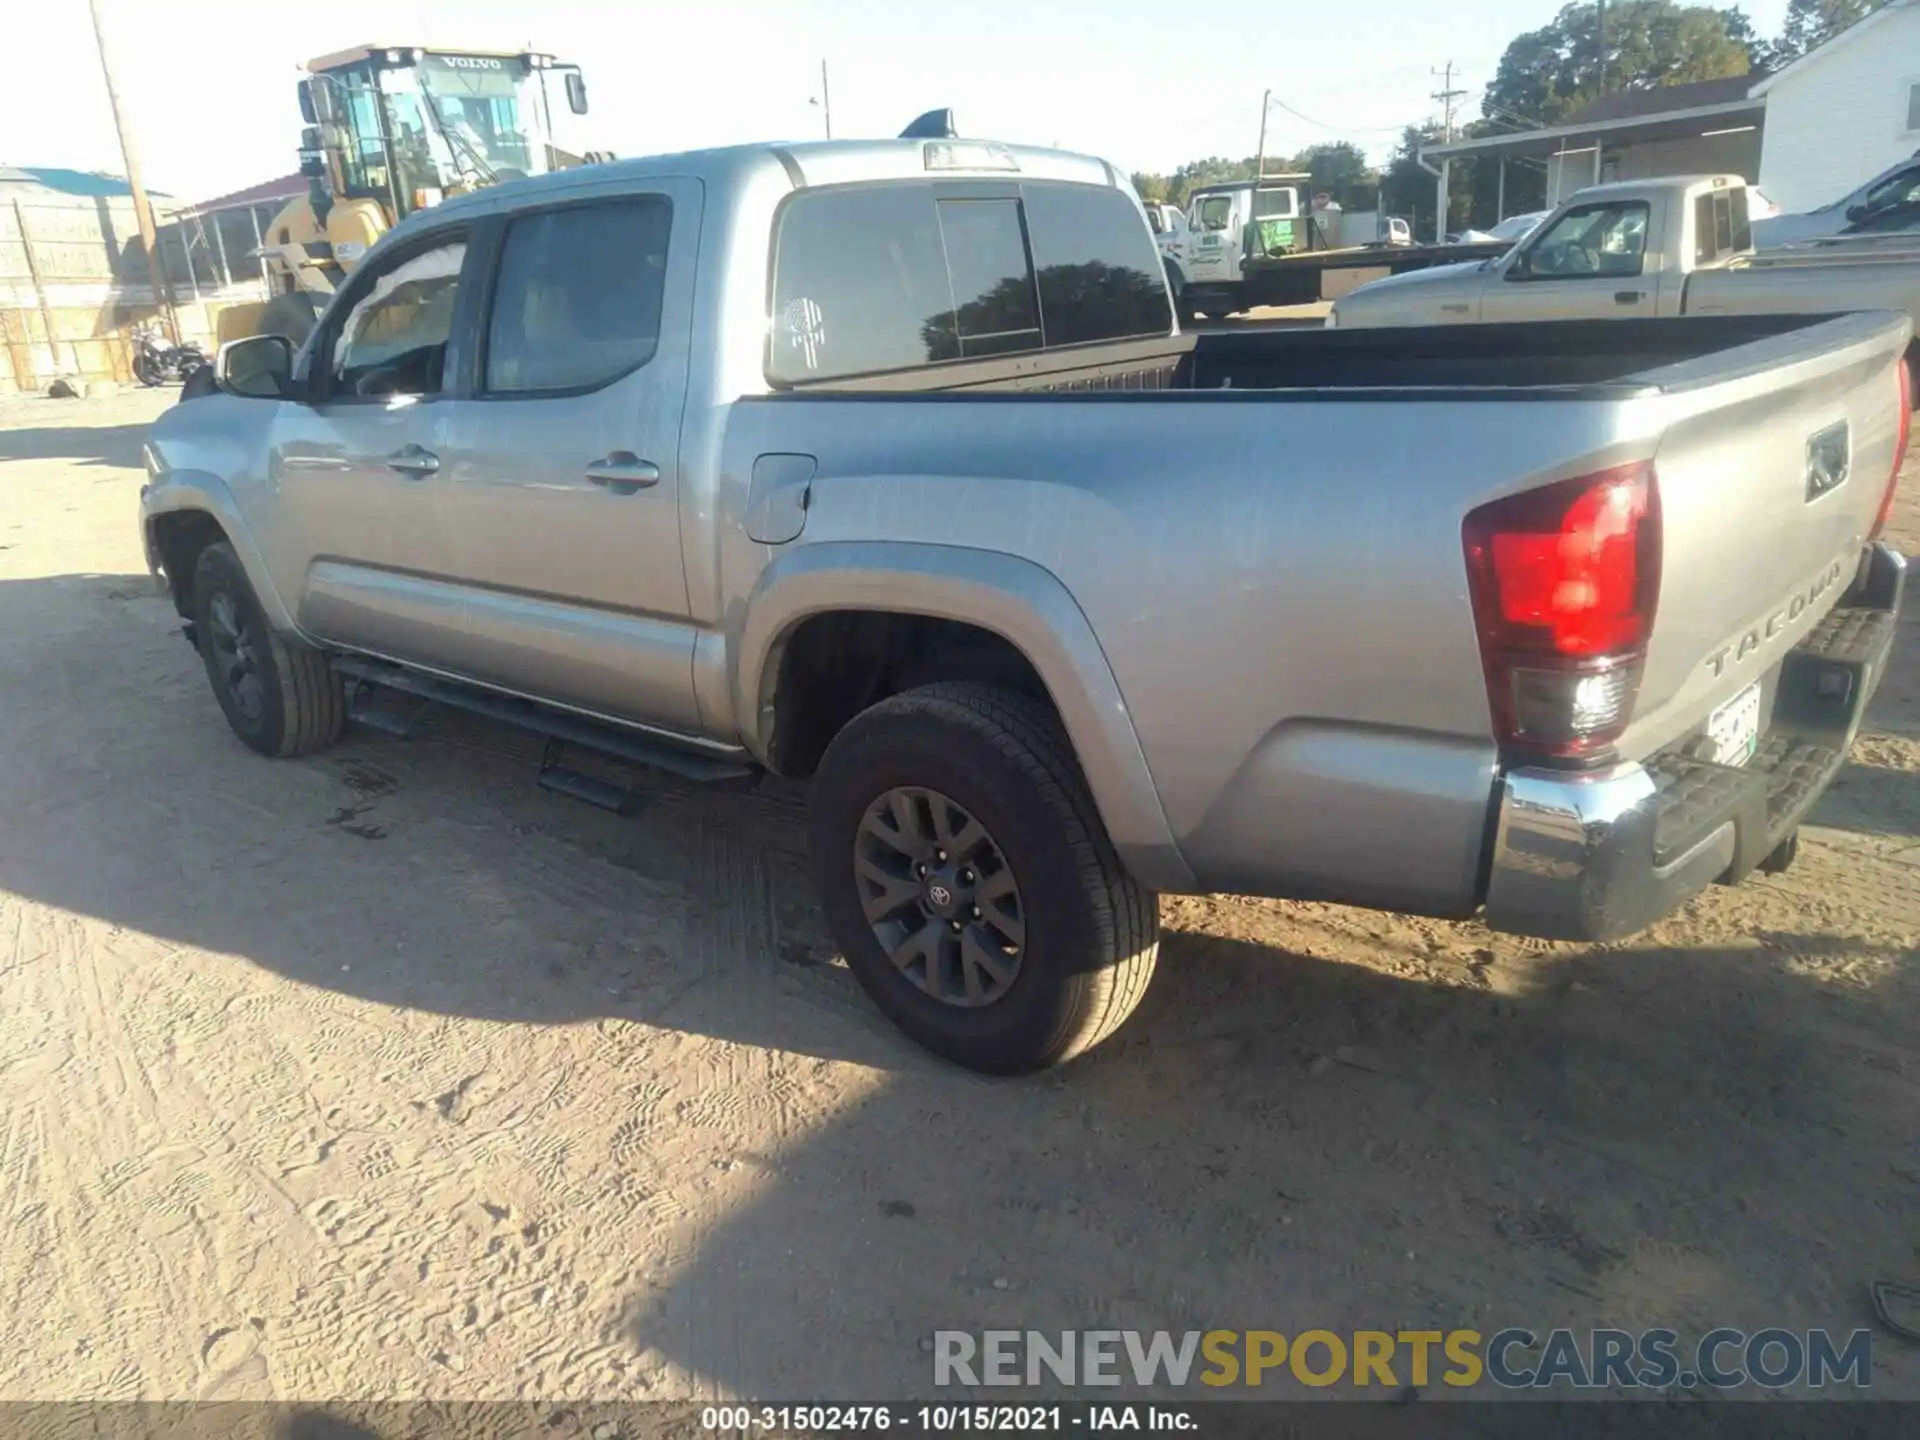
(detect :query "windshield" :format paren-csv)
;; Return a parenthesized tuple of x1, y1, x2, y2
(378, 57, 551, 193)
(1488, 211, 1546, 242)
(1861, 165, 1920, 217)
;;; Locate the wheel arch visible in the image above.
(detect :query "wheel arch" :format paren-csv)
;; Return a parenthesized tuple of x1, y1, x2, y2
(735, 541, 1195, 892)
(142, 476, 296, 633)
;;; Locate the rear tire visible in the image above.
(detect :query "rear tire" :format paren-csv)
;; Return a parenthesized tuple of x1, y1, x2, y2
(811, 681, 1159, 1074)
(191, 542, 344, 758)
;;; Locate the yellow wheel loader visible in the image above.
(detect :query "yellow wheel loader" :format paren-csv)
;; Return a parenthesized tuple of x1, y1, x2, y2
(214, 44, 604, 350)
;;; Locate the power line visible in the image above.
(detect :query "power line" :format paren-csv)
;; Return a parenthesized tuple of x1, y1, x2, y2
(1263, 94, 1411, 136)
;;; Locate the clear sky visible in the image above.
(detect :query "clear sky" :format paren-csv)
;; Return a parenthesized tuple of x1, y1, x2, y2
(10, 0, 1792, 205)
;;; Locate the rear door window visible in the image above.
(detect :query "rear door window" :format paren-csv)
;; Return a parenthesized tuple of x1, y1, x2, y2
(484, 196, 672, 394)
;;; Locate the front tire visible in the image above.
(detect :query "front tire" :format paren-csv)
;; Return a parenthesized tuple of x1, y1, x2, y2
(191, 542, 344, 758)
(812, 682, 1159, 1074)
(133, 353, 162, 387)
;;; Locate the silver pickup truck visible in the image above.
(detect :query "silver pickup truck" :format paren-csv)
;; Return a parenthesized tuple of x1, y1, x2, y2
(142, 137, 1914, 1073)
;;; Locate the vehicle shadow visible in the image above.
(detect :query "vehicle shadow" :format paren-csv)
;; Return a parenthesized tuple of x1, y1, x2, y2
(1814, 761, 1920, 840)
(0, 421, 152, 468)
(2, 572, 1918, 1406)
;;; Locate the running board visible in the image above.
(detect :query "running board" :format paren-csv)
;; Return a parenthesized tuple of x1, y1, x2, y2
(334, 656, 757, 785)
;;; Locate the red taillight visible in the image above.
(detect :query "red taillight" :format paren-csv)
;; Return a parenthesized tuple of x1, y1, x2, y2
(1463, 462, 1662, 760)
(1872, 358, 1912, 542)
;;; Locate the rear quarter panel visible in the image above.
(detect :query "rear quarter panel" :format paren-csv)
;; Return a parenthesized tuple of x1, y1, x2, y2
(722, 390, 1663, 913)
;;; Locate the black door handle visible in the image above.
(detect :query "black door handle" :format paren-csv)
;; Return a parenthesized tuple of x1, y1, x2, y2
(1614, 290, 1644, 305)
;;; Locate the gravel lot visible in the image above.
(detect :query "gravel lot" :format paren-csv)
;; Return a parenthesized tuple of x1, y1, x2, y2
(2, 386, 1918, 1404)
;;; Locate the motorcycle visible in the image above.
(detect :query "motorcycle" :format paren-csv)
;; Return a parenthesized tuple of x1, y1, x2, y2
(131, 324, 209, 388)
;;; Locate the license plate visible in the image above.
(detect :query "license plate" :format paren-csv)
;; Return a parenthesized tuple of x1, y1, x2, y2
(1707, 682, 1763, 766)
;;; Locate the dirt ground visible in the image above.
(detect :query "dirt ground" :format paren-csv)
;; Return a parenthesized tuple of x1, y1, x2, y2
(2, 386, 1918, 1406)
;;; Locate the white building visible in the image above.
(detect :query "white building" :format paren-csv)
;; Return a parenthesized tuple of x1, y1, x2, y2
(1753, 0, 1920, 213)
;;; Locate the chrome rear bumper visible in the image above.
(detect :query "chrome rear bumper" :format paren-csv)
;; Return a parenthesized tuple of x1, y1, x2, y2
(1483, 544, 1904, 943)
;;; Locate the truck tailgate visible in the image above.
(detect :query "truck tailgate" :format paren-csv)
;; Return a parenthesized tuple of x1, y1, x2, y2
(1624, 309, 1911, 763)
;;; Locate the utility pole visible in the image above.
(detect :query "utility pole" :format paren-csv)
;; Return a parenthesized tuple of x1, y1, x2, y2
(88, 0, 176, 341)
(820, 60, 832, 139)
(1429, 61, 1468, 143)
(1255, 88, 1271, 180)
(1596, 0, 1609, 97)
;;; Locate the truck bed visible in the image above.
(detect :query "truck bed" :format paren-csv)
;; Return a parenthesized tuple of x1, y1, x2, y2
(791, 313, 1843, 397)
(739, 307, 1907, 925)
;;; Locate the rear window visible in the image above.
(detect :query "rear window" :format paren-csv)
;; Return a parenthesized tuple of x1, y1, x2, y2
(769, 180, 1170, 384)
(1021, 184, 1173, 348)
(1693, 188, 1751, 265)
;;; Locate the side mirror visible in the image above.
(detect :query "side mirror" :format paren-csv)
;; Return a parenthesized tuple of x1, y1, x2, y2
(299, 151, 326, 179)
(297, 79, 317, 125)
(1846, 203, 1869, 223)
(1506, 248, 1532, 280)
(217, 335, 295, 400)
(564, 71, 588, 115)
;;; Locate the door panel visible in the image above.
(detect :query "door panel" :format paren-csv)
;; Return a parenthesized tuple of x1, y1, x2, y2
(1482, 275, 1657, 321)
(436, 180, 703, 731)
(1483, 198, 1657, 323)
(271, 402, 455, 657)
(267, 234, 474, 662)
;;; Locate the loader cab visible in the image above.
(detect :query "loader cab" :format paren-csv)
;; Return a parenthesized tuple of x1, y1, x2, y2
(297, 45, 590, 224)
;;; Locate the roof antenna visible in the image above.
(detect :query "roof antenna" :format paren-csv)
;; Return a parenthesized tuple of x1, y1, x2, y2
(900, 108, 957, 140)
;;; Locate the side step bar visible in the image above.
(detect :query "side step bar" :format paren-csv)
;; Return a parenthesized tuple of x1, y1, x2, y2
(336, 657, 758, 798)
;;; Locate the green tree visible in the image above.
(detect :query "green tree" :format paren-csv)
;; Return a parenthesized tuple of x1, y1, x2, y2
(1772, 0, 1896, 62)
(1291, 141, 1378, 209)
(1379, 126, 1443, 238)
(1131, 172, 1170, 204)
(1483, 0, 1754, 126)
(1717, 5, 1776, 68)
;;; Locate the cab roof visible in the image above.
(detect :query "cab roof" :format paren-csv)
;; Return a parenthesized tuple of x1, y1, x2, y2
(1188, 175, 1311, 196)
(1568, 174, 1747, 201)
(418, 136, 1125, 225)
(304, 44, 544, 73)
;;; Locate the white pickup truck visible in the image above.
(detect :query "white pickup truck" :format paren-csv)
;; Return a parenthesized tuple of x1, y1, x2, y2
(1330, 174, 1920, 387)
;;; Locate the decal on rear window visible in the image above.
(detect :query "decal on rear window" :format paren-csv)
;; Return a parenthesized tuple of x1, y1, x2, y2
(780, 296, 827, 372)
